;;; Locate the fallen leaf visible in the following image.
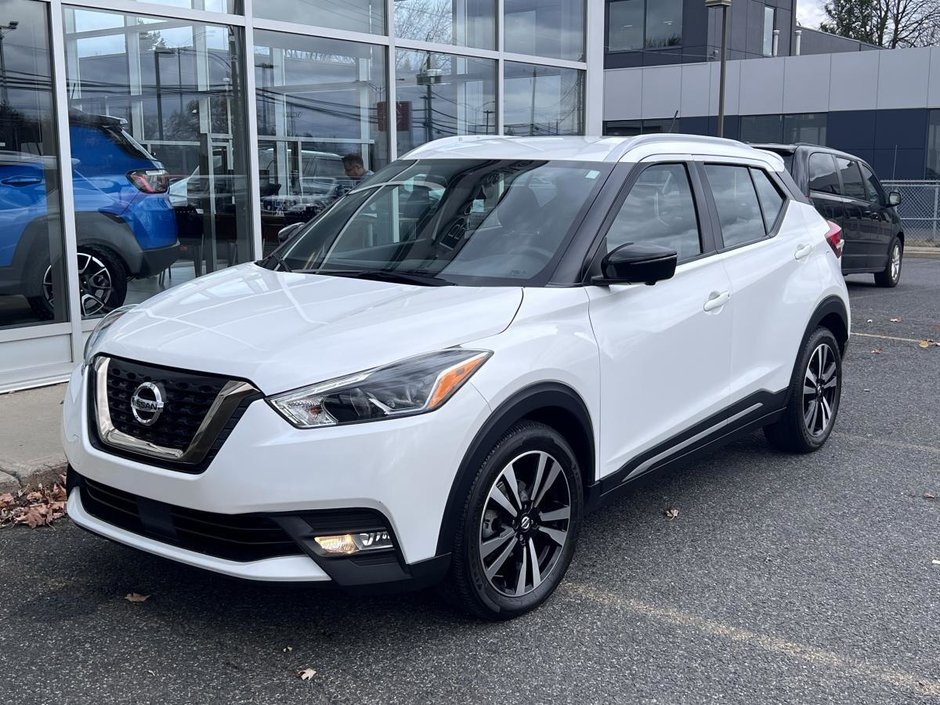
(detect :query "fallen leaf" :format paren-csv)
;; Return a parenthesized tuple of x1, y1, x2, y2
(283, 646, 293, 653)
(125, 593, 150, 603)
(664, 506, 680, 521)
(871, 348, 884, 354)
(919, 340, 934, 349)
(298, 668, 317, 681)
(0, 493, 14, 508)
(147, 670, 156, 677)
(14, 506, 48, 529)
(890, 317, 902, 322)
(924, 491, 937, 500)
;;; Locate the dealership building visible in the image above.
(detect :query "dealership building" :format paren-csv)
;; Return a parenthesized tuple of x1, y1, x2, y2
(1, 0, 939, 391)
(0, 0, 602, 391)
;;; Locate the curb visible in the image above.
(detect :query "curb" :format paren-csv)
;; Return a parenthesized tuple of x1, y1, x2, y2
(0, 457, 67, 493)
(907, 247, 940, 259)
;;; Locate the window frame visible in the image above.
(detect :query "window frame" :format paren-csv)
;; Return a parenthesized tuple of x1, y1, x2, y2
(697, 161, 791, 253)
(581, 160, 716, 284)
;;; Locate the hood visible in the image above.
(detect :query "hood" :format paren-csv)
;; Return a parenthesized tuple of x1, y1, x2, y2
(99, 264, 523, 394)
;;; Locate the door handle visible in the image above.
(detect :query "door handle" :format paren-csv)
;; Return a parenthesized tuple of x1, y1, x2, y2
(794, 243, 814, 260)
(703, 290, 731, 312)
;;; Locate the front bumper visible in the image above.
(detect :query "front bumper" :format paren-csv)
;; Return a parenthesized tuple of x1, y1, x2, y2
(62, 362, 491, 585)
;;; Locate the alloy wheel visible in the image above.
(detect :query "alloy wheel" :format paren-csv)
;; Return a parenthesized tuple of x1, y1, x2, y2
(479, 450, 571, 597)
(802, 343, 838, 438)
(43, 252, 115, 317)
(890, 244, 901, 283)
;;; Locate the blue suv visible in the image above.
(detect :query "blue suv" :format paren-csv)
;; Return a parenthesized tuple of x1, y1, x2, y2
(0, 112, 179, 319)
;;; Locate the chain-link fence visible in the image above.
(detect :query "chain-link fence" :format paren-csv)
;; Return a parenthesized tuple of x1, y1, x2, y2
(881, 181, 940, 248)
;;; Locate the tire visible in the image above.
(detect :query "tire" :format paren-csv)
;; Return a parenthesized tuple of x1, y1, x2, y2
(28, 247, 128, 321)
(764, 327, 843, 454)
(874, 237, 902, 288)
(443, 421, 583, 620)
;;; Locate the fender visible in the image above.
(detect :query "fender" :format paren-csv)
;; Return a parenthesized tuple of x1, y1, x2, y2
(434, 382, 595, 557)
(805, 295, 849, 353)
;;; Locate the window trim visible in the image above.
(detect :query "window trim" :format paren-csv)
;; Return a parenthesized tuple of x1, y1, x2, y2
(581, 160, 713, 284)
(697, 161, 790, 253)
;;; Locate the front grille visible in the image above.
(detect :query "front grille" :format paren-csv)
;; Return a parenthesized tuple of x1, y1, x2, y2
(80, 476, 302, 562)
(106, 358, 230, 451)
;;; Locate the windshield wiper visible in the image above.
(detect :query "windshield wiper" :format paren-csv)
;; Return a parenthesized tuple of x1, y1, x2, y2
(305, 269, 454, 287)
(267, 252, 293, 273)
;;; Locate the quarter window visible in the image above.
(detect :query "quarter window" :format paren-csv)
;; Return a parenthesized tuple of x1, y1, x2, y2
(704, 165, 766, 249)
(751, 169, 786, 232)
(809, 153, 840, 195)
(605, 164, 702, 262)
(836, 158, 866, 200)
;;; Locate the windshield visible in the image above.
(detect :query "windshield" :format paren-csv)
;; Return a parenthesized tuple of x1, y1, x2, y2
(268, 159, 610, 286)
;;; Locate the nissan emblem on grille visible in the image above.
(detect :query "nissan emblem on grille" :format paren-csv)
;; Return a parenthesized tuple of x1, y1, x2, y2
(130, 382, 165, 426)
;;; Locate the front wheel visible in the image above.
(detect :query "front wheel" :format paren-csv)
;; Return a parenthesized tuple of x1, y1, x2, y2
(444, 422, 583, 620)
(874, 238, 902, 288)
(27, 248, 128, 320)
(765, 327, 842, 453)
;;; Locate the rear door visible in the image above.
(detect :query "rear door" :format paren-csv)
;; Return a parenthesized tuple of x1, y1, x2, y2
(587, 160, 734, 484)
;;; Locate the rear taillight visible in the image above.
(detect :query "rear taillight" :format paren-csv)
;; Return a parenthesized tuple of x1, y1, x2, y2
(128, 169, 169, 194)
(825, 221, 843, 259)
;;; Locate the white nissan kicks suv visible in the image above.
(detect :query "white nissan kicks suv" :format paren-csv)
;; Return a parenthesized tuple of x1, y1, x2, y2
(64, 135, 850, 620)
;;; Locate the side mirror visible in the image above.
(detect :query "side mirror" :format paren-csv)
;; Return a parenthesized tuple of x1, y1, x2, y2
(887, 191, 902, 207)
(277, 222, 303, 244)
(592, 243, 678, 286)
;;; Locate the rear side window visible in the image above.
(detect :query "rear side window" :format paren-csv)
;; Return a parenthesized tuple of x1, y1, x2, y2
(836, 157, 866, 200)
(605, 164, 703, 263)
(704, 165, 766, 249)
(859, 163, 886, 205)
(751, 168, 786, 231)
(808, 153, 839, 195)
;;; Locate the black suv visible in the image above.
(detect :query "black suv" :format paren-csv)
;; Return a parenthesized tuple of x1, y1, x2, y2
(754, 144, 904, 287)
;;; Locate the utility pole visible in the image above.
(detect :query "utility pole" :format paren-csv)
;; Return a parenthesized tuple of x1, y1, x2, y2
(706, 0, 731, 138)
(0, 20, 19, 108)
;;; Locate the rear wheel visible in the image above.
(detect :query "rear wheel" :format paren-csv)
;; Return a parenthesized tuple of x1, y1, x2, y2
(874, 238, 902, 288)
(765, 327, 842, 453)
(444, 421, 583, 620)
(27, 247, 128, 320)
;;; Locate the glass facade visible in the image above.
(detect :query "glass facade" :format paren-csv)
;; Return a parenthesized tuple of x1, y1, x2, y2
(0, 0, 589, 391)
(607, 0, 682, 53)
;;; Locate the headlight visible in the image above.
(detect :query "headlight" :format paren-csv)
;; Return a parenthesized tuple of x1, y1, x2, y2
(268, 349, 491, 429)
(83, 305, 137, 366)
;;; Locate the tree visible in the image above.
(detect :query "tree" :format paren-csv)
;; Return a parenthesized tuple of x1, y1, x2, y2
(821, 0, 940, 48)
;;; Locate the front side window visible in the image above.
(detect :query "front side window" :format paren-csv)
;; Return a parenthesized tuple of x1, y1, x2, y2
(836, 157, 866, 201)
(859, 163, 886, 205)
(605, 164, 702, 262)
(274, 159, 610, 285)
(704, 165, 766, 249)
(809, 153, 840, 195)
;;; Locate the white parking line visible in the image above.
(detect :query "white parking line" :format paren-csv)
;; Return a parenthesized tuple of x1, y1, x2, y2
(852, 332, 935, 344)
(564, 583, 940, 698)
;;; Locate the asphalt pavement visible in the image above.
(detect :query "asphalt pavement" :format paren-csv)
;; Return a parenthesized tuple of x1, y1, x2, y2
(1, 259, 938, 705)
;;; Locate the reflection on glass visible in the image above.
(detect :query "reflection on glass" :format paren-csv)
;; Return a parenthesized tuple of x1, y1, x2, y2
(645, 0, 681, 48)
(395, 50, 496, 152)
(504, 62, 584, 136)
(64, 9, 252, 317)
(395, 0, 495, 50)
(0, 0, 70, 330)
(608, 0, 644, 52)
(740, 114, 784, 143)
(255, 0, 384, 35)
(254, 31, 387, 249)
(504, 0, 584, 61)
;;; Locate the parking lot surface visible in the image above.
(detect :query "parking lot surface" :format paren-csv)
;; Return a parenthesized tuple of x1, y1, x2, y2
(1, 259, 938, 705)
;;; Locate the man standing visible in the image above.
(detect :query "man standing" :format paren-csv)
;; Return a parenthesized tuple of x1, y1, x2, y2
(342, 153, 374, 181)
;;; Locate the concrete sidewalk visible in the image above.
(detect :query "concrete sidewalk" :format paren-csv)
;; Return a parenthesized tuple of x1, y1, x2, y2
(0, 383, 67, 492)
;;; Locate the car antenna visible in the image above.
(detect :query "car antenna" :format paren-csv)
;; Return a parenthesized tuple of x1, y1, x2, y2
(668, 110, 679, 133)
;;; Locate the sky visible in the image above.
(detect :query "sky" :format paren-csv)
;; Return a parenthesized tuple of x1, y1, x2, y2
(797, 0, 827, 29)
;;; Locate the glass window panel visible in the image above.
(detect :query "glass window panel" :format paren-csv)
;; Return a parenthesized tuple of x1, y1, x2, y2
(645, 0, 682, 49)
(751, 168, 785, 231)
(762, 7, 775, 56)
(395, 50, 496, 152)
(606, 164, 702, 262)
(705, 164, 767, 248)
(740, 114, 783, 143)
(836, 157, 866, 200)
(256, 0, 384, 36)
(395, 0, 495, 50)
(505, 0, 584, 61)
(859, 163, 886, 204)
(783, 113, 827, 144)
(809, 153, 840, 195)
(504, 62, 584, 137)
(254, 30, 387, 252)
(608, 0, 644, 52)
(64, 10, 252, 318)
(927, 110, 940, 178)
(0, 0, 70, 330)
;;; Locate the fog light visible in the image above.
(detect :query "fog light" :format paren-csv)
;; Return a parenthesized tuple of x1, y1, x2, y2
(313, 531, 394, 556)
